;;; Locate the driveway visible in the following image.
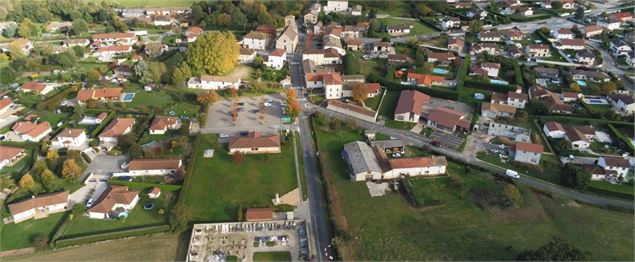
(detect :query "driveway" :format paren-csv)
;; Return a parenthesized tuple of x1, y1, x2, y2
(200, 93, 286, 135)
(82, 154, 129, 178)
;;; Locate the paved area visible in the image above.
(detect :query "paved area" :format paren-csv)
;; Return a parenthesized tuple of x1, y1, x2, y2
(0, 115, 19, 131)
(366, 182, 391, 197)
(429, 130, 463, 150)
(83, 154, 129, 177)
(423, 97, 473, 115)
(200, 93, 286, 135)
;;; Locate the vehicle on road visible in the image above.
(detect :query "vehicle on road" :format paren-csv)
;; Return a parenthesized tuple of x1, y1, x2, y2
(264, 102, 272, 107)
(505, 169, 520, 179)
(392, 153, 402, 158)
(219, 133, 229, 138)
(237, 102, 245, 106)
(239, 131, 249, 136)
(280, 101, 287, 107)
(430, 140, 441, 147)
(120, 161, 129, 169)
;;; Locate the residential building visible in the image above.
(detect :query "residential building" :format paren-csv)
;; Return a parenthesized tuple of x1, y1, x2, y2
(62, 38, 90, 48)
(372, 41, 395, 53)
(597, 18, 621, 31)
(610, 39, 632, 56)
(470, 62, 500, 78)
(20, 81, 53, 95)
(51, 128, 87, 149)
(264, 48, 287, 70)
(440, 17, 462, 31)
(503, 5, 533, 16)
(46, 21, 73, 32)
(304, 12, 318, 26)
(187, 75, 241, 90)
(323, 0, 348, 14)
(241, 31, 270, 51)
(571, 70, 610, 82)
(8, 191, 69, 223)
(0, 146, 25, 170)
(386, 24, 412, 36)
(563, 125, 595, 149)
(561, 0, 577, 9)
(505, 30, 525, 41)
(326, 100, 378, 123)
(88, 186, 139, 219)
(510, 142, 543, 165)
(393, 90, 429, 123)
(478, 31, 503, 42)
(275, 18, 299, 53)
(491, 91, 528, 108)
(543, 121, 566, 138)
(555, 39, 586, 50)
(186, 26, 203, 43)
(471, 43, 499, 55)
(98, 118, 135, 146)
(12, 121, 52, 142)
(6, 38, 33, 55)
(426, 107, 470, 132)
(553, 29, 574, 39)
(92, 32, 137, 46)
(481, 102, 517, 118)
(0, 98, 12, 115)
(583, 25, 603, 38)
(149, 116, 181, 135)
(447, 37, 465, 52)
(529, 86, 574, 114)
(77, 88, 123, 104)
(407, 72, 446, 87)
(324, 71, 344, 99)
(345, 38, 362, 51)
(228, 132, 281, 154)
(387, 54, 411, 66)
(92, 45, 132, 61)
(607, 93, 635, 115)
(427, 51, 456, 64)
(525, 44, 551, 57)
(576, 49, 596, 65)
(561, 92, 580, 102)
(350, 4, 363, 16)
(245, 208, 274, 222)
(610, 11, 633, 22)
(342, 141, 383, 181)
(597, 157, 631, 178)
(144, 43, 168, 57)
(128, 159, 182, 176)
(238, 48, 256, 64)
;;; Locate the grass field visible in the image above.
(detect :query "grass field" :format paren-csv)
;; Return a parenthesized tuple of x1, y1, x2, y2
(114, 0, 193, 7)
(123, 85, 200, 118)
(8, 233, 188, 261)
(0, 213, 65, 251)
(377, 18, 437, 35)
(182, 134, 298, 222)
(313, 117, 634, 260)
(377, 90, 400, 117)
(364, 90, 384, 111)
(253, 251, 292, 261)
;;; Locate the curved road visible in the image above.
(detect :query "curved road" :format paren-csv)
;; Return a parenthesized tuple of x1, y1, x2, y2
(311, 105, 634, 210)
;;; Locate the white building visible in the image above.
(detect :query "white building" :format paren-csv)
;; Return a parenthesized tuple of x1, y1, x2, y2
(239, 48, 256, 64)
(51, 128, 88, 150)
(323, 0, 348, 14)
(598, 156, 631, 178)
(597, 18, 621, 31)
(12, 121, 52, 142)
(552, 29, 574, 39)
(8, 191, 69, 223)
(92, 32, 137, 46)
(543, 122, 566, 138)
(187, 75, 242, 90)
(240, 31, 270, 51)
(98, 118, 135, 146)
(88, 186, 139, 220)
(324, 72, 344, 99)
(128, 159, 182, 176)
(264, 48, 287, 70)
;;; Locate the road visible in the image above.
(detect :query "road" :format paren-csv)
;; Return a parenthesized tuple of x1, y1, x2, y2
(310, 105, 634, 210)
(586, 39, 634, 92)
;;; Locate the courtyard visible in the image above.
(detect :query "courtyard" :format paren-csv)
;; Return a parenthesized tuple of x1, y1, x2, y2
(201, 93, 287, 136)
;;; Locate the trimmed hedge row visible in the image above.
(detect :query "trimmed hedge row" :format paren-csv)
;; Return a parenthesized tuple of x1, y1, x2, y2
(54, 225, 171, 248)
(383, 80, 458, 100)
(608, 123, 635, 151)
(456, 55, 471, 90)
(108, 180, 182, 191)
(510, 13, 551, 22)
(586, 186, 634, 201)
(464, 79, 516, 93)
(90, 111, 116, 138)
(37, 85, 79, 111)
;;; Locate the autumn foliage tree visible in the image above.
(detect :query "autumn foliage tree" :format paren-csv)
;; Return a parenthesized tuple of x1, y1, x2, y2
(61, 159, 82, 180)
(351, 82, 369, 104)
(186, 31, 240, 75)
(19, 174, 35, 189)
(197, 90, 219, 105)
(284, 88, 301, 118)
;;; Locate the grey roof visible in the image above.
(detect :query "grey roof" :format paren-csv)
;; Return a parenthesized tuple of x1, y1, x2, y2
(369, 139, 406, 149)
(343, 141, 383, 176)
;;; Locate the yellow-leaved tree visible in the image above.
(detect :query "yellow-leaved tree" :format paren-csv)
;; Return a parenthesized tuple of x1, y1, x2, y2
(186, 31, 240, 76)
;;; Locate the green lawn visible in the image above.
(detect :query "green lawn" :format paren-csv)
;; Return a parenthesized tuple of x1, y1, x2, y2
(375, 1, 411, 17)
(384, 119, 416, 130)
(61, 191, 175, 238)
(377, 18, 436, 35)
(122, 85, 200, 118)
(476, 151, 563, 185)
(313, 116, 634, 260)
(377, 90, 400, 117)
(253, 251, 292, 261)
(114, 0, 193, 7)
(364, 90, 383, 111)
(182, 134, 298, 222)
(0, 213, 65, 251)
(587, 180, 635, 200)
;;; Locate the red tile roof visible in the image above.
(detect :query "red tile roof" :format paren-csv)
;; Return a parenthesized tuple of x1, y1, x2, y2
(99, 118, 135, 138)
(9, 191, 68, 215)
(0, 98, 12, 110)
(514, 142, 544, 154)
(21, 81, 47, 92)
(92, 32, 136, 39)
(0, 146, 24, 163)
(128, 159, 181, 171)
(55, 128, 85, 138)
(394, 90, 430, 115)
(389, 156, 447, 169)
(228, 132, 280, 149)
(12, 121, 51, 139)
(77, 88, 122, 102)
(149, 116, 179, 131)
(427, 107, 470, 130)
(88, 185, 138, 214)
(245, 208, 273, 221)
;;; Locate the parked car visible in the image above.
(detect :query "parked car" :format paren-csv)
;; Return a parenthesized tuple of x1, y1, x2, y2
(239, 131, 249, 136)
(237, 102, 245, 106)
(505, 169, 520, 179)
(118, 176, 133, 181)
(280, 101, 287, 107)
(264, 102, 272, 107)
(120, 161, 129, 169)
(219, 133, 229, 138)
(392, 153, 402, 158)
(86, 198, 95, 208)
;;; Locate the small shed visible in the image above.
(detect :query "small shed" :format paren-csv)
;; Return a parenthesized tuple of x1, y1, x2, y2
(148, 187, 161, 199)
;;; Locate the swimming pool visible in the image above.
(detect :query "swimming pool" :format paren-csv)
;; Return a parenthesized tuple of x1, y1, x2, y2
(432, 68, 449, 74)
(121, 93, 136, 102)
(576, 80, 587, 87)
(490, 79, 509, 85)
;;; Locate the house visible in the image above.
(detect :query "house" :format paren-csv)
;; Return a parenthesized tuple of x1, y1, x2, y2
(8, 191, 69, 223)
(471, 43, 499, 55)
(12, 121, 52, 142)
(478, 31, 503, 42)
(387, 54, 411, 66)
(0, 146, 25, 170)
(0, 98, 12, 115)
(304, 12, 318, 26)
(447, 37, 465, 52)
(264, 48, 287, 70)
(350, 4, 362, 16)
(555, 39, 586, 50)
(324, 71, 344, 99)
(342, 25, 363, 39)
(561, 0, 577, 9)
(505, 30, 525, 41)
(491, 91, 528, 108)
(563, 125, 595, 149)
(426, 107, 470, 132)
(245, 208, 274, 222)
(46, 21, 73, 32)
(503, 5, 533, 16)
(342, 141, 384, 181)
(144, 43, 168, 57)
(153, 15, 174, 27)
(607, 93, 635, 115)
(187, 75, 241, 90)
(77, 88, 123, 104)
(345, 38, 362, 51)
(98, 118, 135, 146)
(88, 185, 139, 220)
(241, 31, 270, 51)
(511, 142, 543, 165)
(275, 18, 299, 53)
(20, 81, 54, 95)
(610, 39, 632, 57)
(323, 34, 345, 55)
(384, 156, 448, 179)
(470, 62, 500, 78)
(583, 25, 604, 38)
(149, 116, 181, 135)
(553, 29, 574, 39)
(386, 24, 413, 36)
(51, 128, 87, 149)
(393, 90, 429, 123)
(597, 18, 621, 31)
(326, 100, 378, 123)
(92, 32, 137, 46)
(570, 70, 610, 82)
(427, 51, 456, 64)
(597, 157, 631, 178)
(543, 121, 566, 138)
(323, 0, 348, 14)
(574, 49, 596, 66)
(341, 82, 381, 98)
(510, 46, 524, 58)
(481, 102, 517, 118)
(148, 187, 161, 199)
(529, 86, 574, 114)
(186, 26, 203, 42)
(372, 41, 395, 53)
(62, 38, 90, 48)
(534, 67, 560, 80)
(128, 159, 182, 176)
(238, 48, 256, 64)
(407, 72, 446, 87)
(0, 21, 17, 34)
(92, 45, 132, 61)
(561, 92, 580, 102)
(610, 11, 633, 22)
(228, 132, 281, 154)
(525, 44, 551, 57)
(440, 17, 462, 31)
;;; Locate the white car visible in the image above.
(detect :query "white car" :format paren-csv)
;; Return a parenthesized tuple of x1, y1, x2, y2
(264, 102, 272, 107)
(86, 198, 95, 208)
(280, 101, 288, 107)
(505, 169, 520, 179)
(219, 133, 229, 138)
(392, 153, 402, 158)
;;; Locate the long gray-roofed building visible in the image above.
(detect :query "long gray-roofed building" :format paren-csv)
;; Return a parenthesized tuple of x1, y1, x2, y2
(342, 141, 383, 181)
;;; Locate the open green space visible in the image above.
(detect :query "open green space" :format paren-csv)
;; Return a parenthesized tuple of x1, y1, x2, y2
(377, 17, 437, 36)
(182, 134, 298, 222)
(0, 213, 65, 251)
(364, 90, 384, 111)
(253, 251, 292, 261)
(377, 90, 400, 117)
(122, 85, 200, 118)
(375, 1, 411, 17)
(477, 151, 563, 185)
(313, 117, 634, 260)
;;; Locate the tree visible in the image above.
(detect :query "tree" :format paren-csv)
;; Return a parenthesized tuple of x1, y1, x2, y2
(8, 42, 26, 59)
(71, 19, 88, 35)
(2, 22, 17, 38)
(72, 45, 85, 58)
(351, 83, 369, 103)
(31, 234, 49, 251)
(517, 237, 588, 261)
(86, 69, 100, 82)
(169, 204, 188, 231)
(569, 82, 581, 92)
(599, 81, 617, 94)
(117, 133, 136, 149)
(71, 203, 87, 218)
(468, 20, 484, 34)
(18, 18, 35, 37)
(554, 139, 572, 151)
(133, 61, 166, 84)
(0, 67, 17, 84)
(129, 143, 143, 159)
(575, 6, 585, 20)
(416, 4, 434, 16)
(61, 159, 82, 180)
(561, 163, 591, 190)
(179, 63, 192, 79)
(185, 31, 240, 75)
(233, 151, 244, 165)
(287, 101, 301, 118)
(19, 174, 35, 189)
(197, 91, 219, 105)
(41, 169, 58, 192)
(171, 68, 184, 86)
(551, 1, 563, 10)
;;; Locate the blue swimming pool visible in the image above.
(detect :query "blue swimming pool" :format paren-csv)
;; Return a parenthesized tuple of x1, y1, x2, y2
(432, 68, 449, 74)
(490, 79, 509, 85)
(121, 93, 135, 102)
(576, 80, 587, 87)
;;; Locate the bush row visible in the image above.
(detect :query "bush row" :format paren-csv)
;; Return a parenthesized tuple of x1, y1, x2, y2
(108, 180, 182, 191)
(90, 111, 116, 138)
(37, 85, 79, 111)
(54, 225, 171, 248)
(608, 123, 635, 151)
(383, 80, 459, 100)
(464, 79, 516, 93)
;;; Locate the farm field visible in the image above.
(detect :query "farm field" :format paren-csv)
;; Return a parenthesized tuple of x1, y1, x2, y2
(313, 116, 634, 261)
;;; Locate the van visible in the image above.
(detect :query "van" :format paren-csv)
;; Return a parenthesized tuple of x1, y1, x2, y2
(505, 169, 520, 179)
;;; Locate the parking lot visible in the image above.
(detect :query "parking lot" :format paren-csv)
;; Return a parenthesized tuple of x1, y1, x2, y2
(429, 130, 464, 150)
(201, 93, 287, 136)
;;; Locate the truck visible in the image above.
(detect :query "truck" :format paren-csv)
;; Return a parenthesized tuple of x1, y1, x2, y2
(505, 169, 520, 179)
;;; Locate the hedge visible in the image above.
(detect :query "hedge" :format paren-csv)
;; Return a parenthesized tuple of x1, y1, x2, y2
(512, 60, 523, 86)
(464, 79, 516, 93)
(90, 111, 116, 138)
(608, 123, 635, 151)
(456, 55, 471, 90)
(54, 225, 171, 248)
(510, 13, 552, 22)
(382, 80, 458, 100)
(108, 180, 182, 191)
(37, 85, 79, 111)
(586, 186, 634, 201)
